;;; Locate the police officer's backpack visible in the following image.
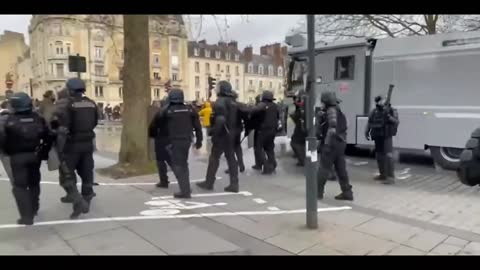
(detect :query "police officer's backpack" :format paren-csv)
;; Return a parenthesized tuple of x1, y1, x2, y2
(458, 127, 480, 186)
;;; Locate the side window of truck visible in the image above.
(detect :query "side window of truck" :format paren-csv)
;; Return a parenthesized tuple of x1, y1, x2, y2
(334, 56, 355, 80)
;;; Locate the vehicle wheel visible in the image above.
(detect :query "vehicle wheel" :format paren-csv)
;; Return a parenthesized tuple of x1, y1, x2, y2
(430, 146, 463, 170)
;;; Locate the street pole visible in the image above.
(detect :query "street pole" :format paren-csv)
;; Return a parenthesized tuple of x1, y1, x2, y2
(76, 53, 81, 79)
(305, 14, 318, 229)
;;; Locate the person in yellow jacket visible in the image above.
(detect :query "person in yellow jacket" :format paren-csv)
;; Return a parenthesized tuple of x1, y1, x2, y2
(198, 101, 212, 129)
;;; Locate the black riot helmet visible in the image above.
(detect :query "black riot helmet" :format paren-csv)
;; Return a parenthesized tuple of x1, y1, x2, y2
(374, 95, 385, 107)
(232, 90, 239, 100)
(168, 88, 185, 104)
(10, 92, 32, 113)
(66, 78, 86, 95)
(216, 80, 233, 97)
(320, 90, 338, 107)
(261, 90, 275, 102)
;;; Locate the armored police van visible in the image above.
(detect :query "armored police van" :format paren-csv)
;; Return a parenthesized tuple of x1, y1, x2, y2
(285, 31, 480, 170)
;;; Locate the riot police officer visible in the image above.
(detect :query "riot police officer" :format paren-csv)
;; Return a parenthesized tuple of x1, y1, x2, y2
(290, 93, 306, 166)
(0, 92, 51, 225)
(225, 90, 248, 174)
(197, 81, 239, 193)
(153, 89, 202, 198)
(149, 94, 173, 189)
(51, 78, 98, 219)
(458, 127, 480, 186)
(250, 94, 264, 170)
(365, 95, 399, 185)
(250, 90, 280, 175)
(316, 91, 353, 201)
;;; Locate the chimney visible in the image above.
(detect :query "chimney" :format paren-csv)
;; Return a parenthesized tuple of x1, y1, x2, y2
(260, 45, 268, 56)
(272, 43, 282, 66)
(198, 39, 207, 45)
(243, 46, 253, 62)
(218, 41, 227, 48)
(228, 41, 238, 50)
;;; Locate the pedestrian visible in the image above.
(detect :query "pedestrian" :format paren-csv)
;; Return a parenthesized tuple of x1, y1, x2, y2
(365, 95, 399, 185)
(316, 91, 353, 201)
(290, 93, 306, 167)
(250, 94, 264, 171)
(152, 89, 202, 198)
(198, 101, 212, 132)
(105, 104, 112, 121)
(197, 81, 239, 193)
(0, 92, 51, 225)
(250, 90, 280, 175)
(38, 90, 56, 126)
(50, 78, 99, 219)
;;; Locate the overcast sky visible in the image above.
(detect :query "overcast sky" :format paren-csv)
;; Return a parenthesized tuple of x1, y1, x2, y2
(0, 15, 303, 53)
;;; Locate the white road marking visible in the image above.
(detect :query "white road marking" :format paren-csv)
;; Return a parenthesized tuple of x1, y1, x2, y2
(0, 177, 220, 186)
(151, 191, 253, 200)
(353, 161, 368, 166)
(397, 168, 411, 175)
(253, 198, 267, 204)
(268, 206, 280, 211)
(0, 206, 352, 229)
(396, 174, 412, 180)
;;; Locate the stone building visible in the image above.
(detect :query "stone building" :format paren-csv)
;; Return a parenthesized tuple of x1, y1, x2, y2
(243, 43, 287, 104)
(28, 15, 189, 109)
(187, 40, 244, 102)
(0, 30, 29, 93)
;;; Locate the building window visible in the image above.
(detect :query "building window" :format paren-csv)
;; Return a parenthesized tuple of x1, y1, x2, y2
(195, 62, 200, 73)
(50, 64, 54, 75)
(171, 56, 179, 68)
(235, 54, 240, 61)
(55, 41, 63, 55)
(278, 67, 283, 77)
(215, 51, 221, 59)
(119, 67, 124, 80)
(216, 64, 220, 73)
(226, 52, 231, 61)
(205, 63, 210, 72)
(205, 49, 210, 58)
(195, 76, 200, 88)
(95, 86, 104, 97)
(259, 80, 263, 89)
(171, 39, 179, 54)
(268, 65, 274, 76)
(194, 48, 199, 56)
(195, 91, 200, 101)
(247, 63, 253, 73)
(249, 80, 253, 86)
(172, 72, 178, 81)
(226, 65, 230, 74)
(235, 66, 239, 76)
(153, 54, 160, 65)
(94, 65, 104, 76)
(56, 63, 64, 77)
(119, 87, 123, 98)
(258, 65, 264, 75)
(235, 79, 239, 90)
(269, 81, 273, 89)
(334, 56, 355, 80)
(154, 88, 160, 98)
(95, 46, 103, 60)
(278, 82, 282, 90)
(66, 43, 71, 55)
(153, 72, 160, 80)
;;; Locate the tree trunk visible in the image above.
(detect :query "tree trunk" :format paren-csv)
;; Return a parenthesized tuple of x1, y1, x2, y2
(118, 15, 151, 166)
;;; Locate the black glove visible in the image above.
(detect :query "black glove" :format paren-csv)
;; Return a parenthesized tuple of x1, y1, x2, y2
(195, 141, 202, 149)
(365, 131, 371, 141)
(36, 143, 50, 161)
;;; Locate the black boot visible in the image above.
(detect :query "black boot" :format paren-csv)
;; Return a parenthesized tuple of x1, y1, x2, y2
(296, 161, 304, 167)
(60, 194, 74, 203)
(239, 164, 245, 173)
(17, 217, 33, 225)
(156, 181, 169, 188)
(70, 198, 89, 219)
(334, 192, 354, 201)
(224, 169, 230, 174)
(251, 165, 262, 171)
(373, 174, 387, 181)
(224, 185, 239, 193)
(196, 181, 213, 191)
(173, 192, 191, 199)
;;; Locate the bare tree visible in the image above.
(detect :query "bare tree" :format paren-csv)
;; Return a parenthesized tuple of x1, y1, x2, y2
(292, 15, 480, 41)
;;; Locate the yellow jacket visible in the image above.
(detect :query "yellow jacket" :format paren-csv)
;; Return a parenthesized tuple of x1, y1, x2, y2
(198, 102, 212, 127)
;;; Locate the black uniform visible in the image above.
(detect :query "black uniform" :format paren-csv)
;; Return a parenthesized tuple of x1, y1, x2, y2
(197, 81, 239, 193)
(458, 127, 480, 186)
(149, 95, 173, 188)
(251, 94, 264, 170)
(227, 91, 248, 173)
(316, 91, 353, 201)
(250, 90, 279, 175)
(0, 92, 51, 225)
(365, 95, 399, 184)
(152, 89, 202, 198)
(290, 97, 306, 166)
(51, 78, 98, 219)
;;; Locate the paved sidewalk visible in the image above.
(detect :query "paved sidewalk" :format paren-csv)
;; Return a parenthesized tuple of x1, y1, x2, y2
(1, 149, 480, 255)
